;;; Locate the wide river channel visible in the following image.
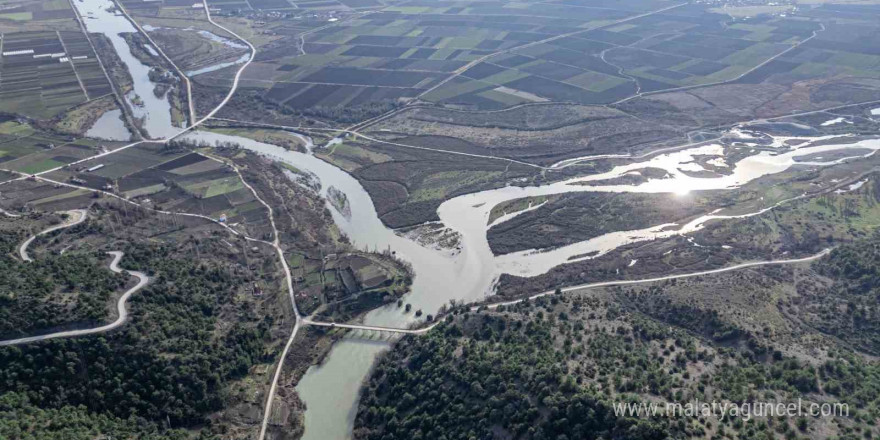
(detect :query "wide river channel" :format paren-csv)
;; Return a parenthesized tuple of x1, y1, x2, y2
(70, 0, 880, 435)
(182, 129, 880, 440)
(74, 0, 179, 139)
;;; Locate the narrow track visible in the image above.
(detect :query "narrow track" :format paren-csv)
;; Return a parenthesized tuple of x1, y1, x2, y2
(0, 250, 149, 346)
(303, 249, 831, 335)
(19, 209, 88, 262)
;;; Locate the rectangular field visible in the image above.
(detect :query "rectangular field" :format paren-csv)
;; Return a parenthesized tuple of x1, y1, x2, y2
(0, 26, 114, 119)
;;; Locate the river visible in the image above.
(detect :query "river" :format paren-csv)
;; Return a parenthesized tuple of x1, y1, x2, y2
(74, 0, 179, 139)
(85, 109, 132, 141)
(68, 0, 880, 432)
(181, 128, 880, 439)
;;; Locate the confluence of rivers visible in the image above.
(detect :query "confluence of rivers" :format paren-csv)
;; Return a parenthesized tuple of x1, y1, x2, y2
(182, 130, 880, 440)
(70, 0, 880, 436)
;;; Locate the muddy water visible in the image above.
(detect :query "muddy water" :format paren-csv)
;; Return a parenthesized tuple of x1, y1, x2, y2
(183, 129, 880, 439)
(186, 53, 250, 76)
(73, 0, 178, 139)
(450, 137, 880, 278)
(294, 335, 398, 439)
(85, 109, 132, 141)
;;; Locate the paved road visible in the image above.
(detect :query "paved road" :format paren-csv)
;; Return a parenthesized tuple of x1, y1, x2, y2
(0, 251, 149, 346)
(0, 2, 843, 436)
(179, 2, 257, 135)
(19, 209, 88, 262)
(214, 152, 304, 440)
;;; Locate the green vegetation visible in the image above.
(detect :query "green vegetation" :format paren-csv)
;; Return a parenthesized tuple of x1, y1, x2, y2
(796, 232, 880, 353)
(356, 313, 680, 440)
(0, 220, 130, 337)
(357, 281, 880, 440)
(0, 242, 273, 430)
(0, 244, 126, 337)
(0, 392, 188, 440)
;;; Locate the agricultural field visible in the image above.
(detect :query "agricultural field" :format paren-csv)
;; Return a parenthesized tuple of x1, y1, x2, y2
(191, 0, 880, 120)
(312, 252, 411, 320)
(0, 0, 117, 120)
(36, 142, 275, 236)
(0, 0, 79, 33)
(172, 0, 880, 188)
(121, 0, 386, 15)
(418, 4, 818, 108)
(203, 0, 677, 114)
(0, 120, 127, 175)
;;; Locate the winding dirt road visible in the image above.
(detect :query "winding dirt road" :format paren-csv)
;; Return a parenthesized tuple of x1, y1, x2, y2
(0, 250, 149, 346)
(19, 209, 88, 262)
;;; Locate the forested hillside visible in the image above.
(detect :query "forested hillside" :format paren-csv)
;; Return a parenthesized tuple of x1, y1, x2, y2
(355, 257, 880, 440)
(0, 243, 272, 426)
(0, 206, 287, 439)
(796, 232, 880, 353)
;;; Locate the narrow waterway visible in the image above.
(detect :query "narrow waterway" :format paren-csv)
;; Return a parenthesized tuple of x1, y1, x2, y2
(182, 128, 880, 439)
(73, 0, 178, 139)
(186, 53, 250, 77)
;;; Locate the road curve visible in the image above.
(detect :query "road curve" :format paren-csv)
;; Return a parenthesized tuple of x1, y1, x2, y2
(0, 251, 149, 346)
(180, 2, 256, 133)
(0, 208, 21, 218)
(19, 209, 88, 262)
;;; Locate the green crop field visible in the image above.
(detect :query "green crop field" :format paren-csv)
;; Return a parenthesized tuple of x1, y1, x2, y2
(194, 0, 880, 116)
